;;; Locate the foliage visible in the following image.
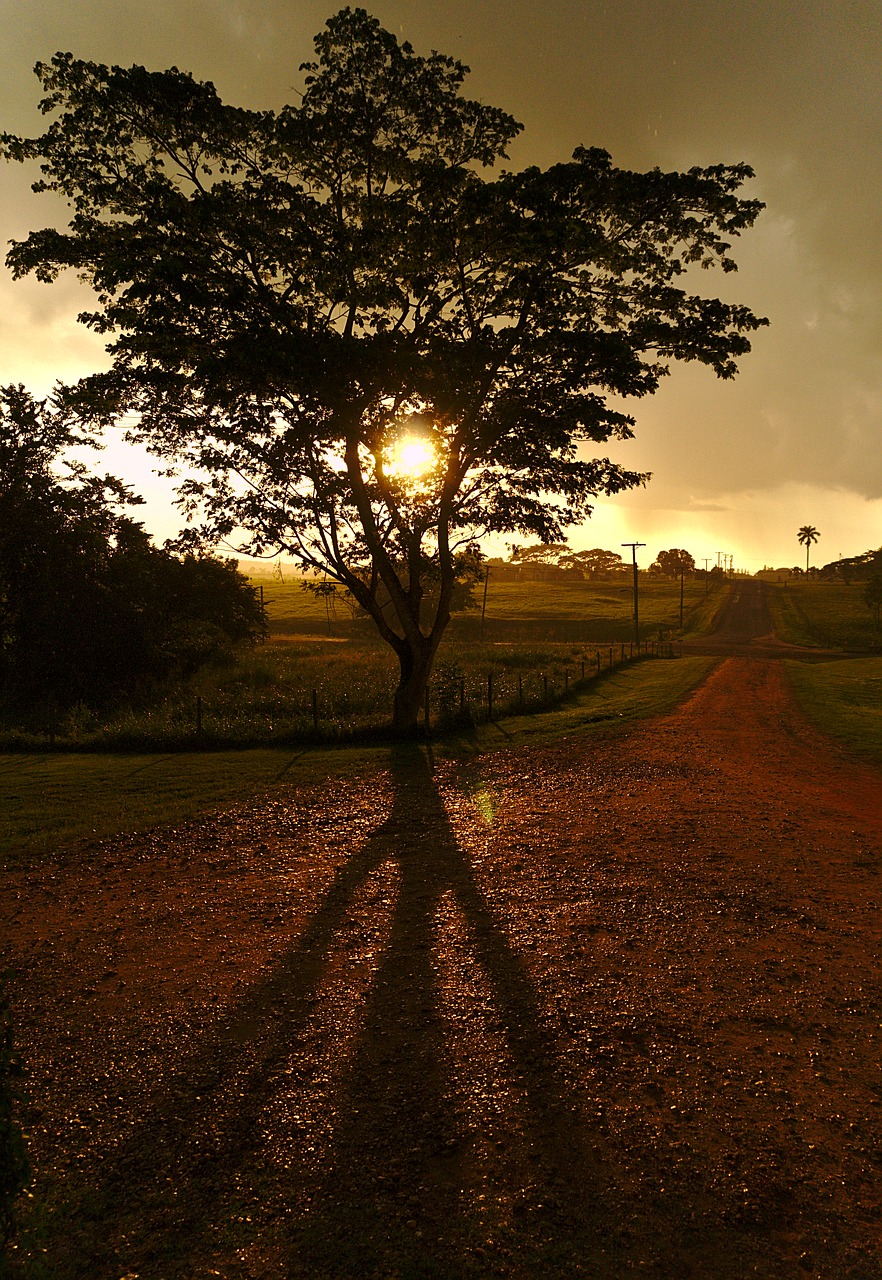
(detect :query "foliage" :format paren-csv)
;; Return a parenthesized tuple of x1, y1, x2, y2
(559, 547, 626, 578)
(863, 551, 882, 627)
(509, 542, 571, 566)
(0, 387, 266, 712)
(650, 547, 696, 577)
(2, 7, 766, 729)
(797, 524, 820, 572)
(0, 972, 29, 1245)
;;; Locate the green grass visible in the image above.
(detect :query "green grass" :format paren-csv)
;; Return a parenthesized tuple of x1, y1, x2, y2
(769, 580, 879, 650)
(1, 635, 684, 752)
(0, 655, 715, 869)
(785, 657, 882, 765)
(258, 572, 719, 642)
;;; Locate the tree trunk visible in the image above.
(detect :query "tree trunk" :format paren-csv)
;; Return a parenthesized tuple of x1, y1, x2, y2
(391, 640, 435, 736)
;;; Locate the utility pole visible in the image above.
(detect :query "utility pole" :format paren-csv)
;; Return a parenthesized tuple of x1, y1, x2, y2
(479, 564, 490, 641)
(622, 542, 645, 645)
(702, 557, 711, 595)
(679, 566, 685, 628)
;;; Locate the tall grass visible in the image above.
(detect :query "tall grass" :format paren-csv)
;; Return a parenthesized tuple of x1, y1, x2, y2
(2, 637, 663, 750)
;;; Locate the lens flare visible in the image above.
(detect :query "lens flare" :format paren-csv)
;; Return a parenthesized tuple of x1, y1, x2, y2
(385, 434, 436, 481)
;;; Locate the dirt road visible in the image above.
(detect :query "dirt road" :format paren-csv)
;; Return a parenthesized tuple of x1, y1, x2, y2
(2, 584, 881, 1278)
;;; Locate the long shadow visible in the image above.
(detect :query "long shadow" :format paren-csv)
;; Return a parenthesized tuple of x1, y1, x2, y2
(18, 746, 614, 1278)
(293, 745, 613, 1275)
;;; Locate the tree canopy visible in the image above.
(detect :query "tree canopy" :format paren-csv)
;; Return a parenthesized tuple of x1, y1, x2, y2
(2, 7, 767, 730)
(797, 525, 820, 573)
(650, 548, 696, 577)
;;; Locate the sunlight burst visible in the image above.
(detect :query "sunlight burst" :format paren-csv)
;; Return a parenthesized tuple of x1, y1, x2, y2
(384, 433, 437, 481)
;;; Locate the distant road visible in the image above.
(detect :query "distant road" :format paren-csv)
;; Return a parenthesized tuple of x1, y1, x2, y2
(683, 579, 840, 658)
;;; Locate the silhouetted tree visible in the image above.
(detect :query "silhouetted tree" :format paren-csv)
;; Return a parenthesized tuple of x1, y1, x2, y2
(559, 547, 626, 578)
(650, 547, 696, 577)
(863, 550, 882, 628)
(2, 8, 767, 731)
(0, 387, 265, 711)
(797, 525, 820, 573)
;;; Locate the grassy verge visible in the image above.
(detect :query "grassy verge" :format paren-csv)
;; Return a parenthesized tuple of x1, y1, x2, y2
(0, 656, 715, 870)
(785, 657, 882, 766)
(770, 581, 879, 650)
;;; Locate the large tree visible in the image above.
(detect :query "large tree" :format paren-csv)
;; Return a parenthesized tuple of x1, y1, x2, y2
(2, 7, 767, 732)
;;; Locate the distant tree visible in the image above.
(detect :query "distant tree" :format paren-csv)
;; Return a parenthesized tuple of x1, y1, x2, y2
(650, 548, 696, 577)
(797, 525, 820, 573)
(0, 387, 265, 711)
(2, 8, 766, 732)
(557, 547, 624, 578)
(863, 549, 882, 628)
(509, 543, 571, 566)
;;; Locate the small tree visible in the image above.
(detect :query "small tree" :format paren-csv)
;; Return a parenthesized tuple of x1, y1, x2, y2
(650, 547, 696, 577)
(797, 525, 820, 573)
(2, 8, 767, 732)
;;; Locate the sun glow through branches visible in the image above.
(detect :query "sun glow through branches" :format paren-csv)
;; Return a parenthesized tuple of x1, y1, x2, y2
(384, 433, 438, 482)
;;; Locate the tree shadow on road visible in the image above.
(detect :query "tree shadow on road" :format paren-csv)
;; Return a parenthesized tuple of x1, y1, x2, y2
(17, 745, 618, 1279)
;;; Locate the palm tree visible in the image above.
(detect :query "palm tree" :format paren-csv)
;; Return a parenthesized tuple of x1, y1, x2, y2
(797, 525, 820, 573)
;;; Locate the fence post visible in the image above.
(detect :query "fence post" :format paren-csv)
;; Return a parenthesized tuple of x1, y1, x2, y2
(196, 696, 203, 738)
(460, 678, 465, 715)
(581, 658, 585, 680)
(487, 672, 493, 721)
(620, 644, 625, 663)
(312, 688, 318, 734)
(609, 646, 613, 668)
(518, 672, 524, 710)
(596, 651, 601, 674)
(424, 685, 430, 735)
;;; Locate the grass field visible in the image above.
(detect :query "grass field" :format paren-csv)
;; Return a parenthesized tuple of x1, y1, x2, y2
(0, 655, 716, 869)
(260, 571, 716, 641)
(769, 579, 879, 650)
(1, 576, 722, 751)
(785, 656, 882, 765)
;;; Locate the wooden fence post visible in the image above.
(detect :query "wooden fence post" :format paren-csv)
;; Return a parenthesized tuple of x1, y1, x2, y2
(312, 688, 318, 734)
(487, 672, 493, 720)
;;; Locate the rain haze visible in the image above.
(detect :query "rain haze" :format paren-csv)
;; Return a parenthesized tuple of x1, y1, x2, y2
(2, 0, 880, 572)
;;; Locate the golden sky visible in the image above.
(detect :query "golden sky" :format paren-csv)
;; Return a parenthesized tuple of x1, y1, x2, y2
(2, 0, 881, 571)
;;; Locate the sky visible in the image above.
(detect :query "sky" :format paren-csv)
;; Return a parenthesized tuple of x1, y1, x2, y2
(1, 0, 881, 573)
